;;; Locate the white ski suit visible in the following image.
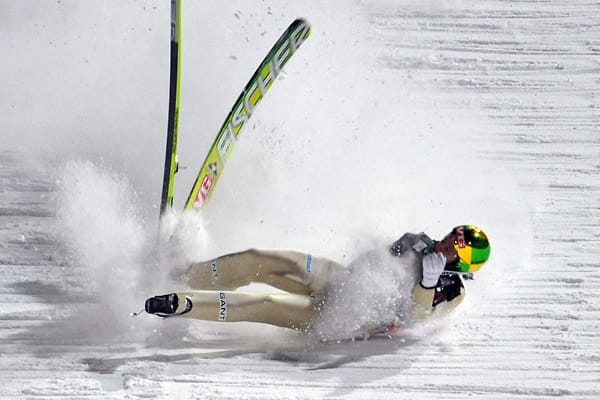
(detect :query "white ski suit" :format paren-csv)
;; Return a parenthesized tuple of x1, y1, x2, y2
(164, 232, 465, 334)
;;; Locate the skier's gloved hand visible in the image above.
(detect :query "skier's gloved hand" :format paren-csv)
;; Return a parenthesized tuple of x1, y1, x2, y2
(421, 252, 447, 288)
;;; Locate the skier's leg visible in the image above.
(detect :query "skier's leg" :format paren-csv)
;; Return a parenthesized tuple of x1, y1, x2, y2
(186, 248, 344, 295)
(150, 290, 320, 331)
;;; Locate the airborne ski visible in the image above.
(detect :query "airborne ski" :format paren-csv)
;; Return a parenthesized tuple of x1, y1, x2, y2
(184, 18, 311, 210)
(159, 0, 182, 216)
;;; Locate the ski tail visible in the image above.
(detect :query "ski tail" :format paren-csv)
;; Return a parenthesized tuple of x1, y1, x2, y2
(159, 0, 182, 216)
(184, 18, 311, 211)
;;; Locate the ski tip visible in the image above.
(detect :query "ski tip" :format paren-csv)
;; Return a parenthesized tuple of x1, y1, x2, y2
(293, 18, 311, 34)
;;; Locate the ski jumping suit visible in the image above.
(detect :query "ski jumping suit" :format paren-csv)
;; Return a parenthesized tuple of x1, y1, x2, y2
(166, 232, 466, 331)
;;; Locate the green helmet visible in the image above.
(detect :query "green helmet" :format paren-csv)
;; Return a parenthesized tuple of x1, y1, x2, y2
(451, 225, 491, 272)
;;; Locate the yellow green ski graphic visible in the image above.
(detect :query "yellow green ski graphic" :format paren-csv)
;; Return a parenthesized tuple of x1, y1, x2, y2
(159, 0, 182, 216)
(184, 18, 311, 210)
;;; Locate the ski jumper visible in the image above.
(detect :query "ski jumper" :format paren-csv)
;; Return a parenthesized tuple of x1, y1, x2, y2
(166, 234, 466, 332)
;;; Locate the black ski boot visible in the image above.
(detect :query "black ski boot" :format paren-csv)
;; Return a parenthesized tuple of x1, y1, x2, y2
(145, 293, 192, 317)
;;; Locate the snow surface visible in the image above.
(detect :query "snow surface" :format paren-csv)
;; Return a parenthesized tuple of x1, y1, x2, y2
(1, 0, 599, 399)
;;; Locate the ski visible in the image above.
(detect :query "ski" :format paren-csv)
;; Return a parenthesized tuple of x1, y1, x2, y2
(159, 0, 182, 216)
(184, 18, 311, 210)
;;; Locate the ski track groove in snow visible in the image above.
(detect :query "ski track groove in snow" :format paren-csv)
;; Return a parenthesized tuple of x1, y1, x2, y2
(1, 1, 599, 398)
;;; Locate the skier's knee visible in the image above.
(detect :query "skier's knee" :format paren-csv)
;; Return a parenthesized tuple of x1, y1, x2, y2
(263, 294, 278, 304)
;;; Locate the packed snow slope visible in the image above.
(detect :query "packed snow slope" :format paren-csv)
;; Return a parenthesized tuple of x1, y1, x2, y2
(1, 0, 599, 399)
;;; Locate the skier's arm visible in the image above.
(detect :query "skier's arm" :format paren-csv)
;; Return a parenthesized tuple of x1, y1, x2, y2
(411, 252, 464, 319)
(411, 284, 465, 320)
(390, 232, 433, 256)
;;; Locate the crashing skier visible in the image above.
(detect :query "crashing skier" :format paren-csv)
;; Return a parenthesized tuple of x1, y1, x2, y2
(143, 225, 491, 338)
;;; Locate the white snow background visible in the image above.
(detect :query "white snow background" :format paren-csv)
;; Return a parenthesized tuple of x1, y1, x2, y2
(1, 0, 598, 399)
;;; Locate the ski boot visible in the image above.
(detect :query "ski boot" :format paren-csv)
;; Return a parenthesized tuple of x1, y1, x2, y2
(144, 293, 192, 317)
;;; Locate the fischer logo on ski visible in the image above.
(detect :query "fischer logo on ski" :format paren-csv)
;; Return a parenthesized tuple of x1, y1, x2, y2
(186, 19, 311, 210)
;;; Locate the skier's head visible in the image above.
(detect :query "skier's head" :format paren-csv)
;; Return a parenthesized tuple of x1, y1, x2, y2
(443, 225, 490, 273)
